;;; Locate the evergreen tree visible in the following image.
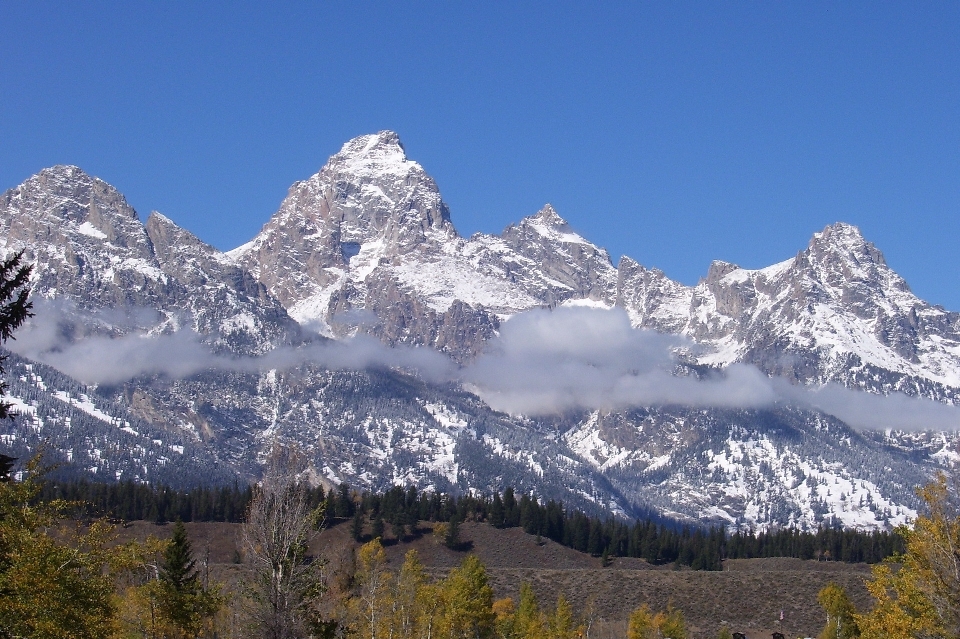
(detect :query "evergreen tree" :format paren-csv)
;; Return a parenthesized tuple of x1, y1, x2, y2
(0, 455, 14, 483)
(392, 514, 407, 542)
(0, 250, 32, 422)
(445, 515, 461, 550)
(503, 488, 519, 527)
(490, 493, 505, 529)
(352, 510, 366, 542)
(153, 519, 221, 637)
(371, 515, 385, 541)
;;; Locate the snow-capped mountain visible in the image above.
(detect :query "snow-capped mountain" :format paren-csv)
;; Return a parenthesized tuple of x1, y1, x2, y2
(224, 132, 960, 401)
(0, 165, 300, 355)
(1, 131, 959, 531)
(661, 224, 960, 401)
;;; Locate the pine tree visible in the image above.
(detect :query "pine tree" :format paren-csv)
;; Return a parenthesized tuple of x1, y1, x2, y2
(372, 514, 385, 541)
(0, 454, 14, 482)
(490, 493, 505, 528)
(151, 519, 222, 638)
(0, 250, 32, 422)
(445, 515, 461, 550)
(352, 510, 366, 542)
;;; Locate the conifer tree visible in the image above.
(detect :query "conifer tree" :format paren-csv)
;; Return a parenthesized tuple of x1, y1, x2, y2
(371, 514, 385, 541)
(352, 510, 366, 542)
(0, 250, 32, 423)
(490, 493, 505, 528)
(445, 515, 461, 550)
(155, 519, 221, 637)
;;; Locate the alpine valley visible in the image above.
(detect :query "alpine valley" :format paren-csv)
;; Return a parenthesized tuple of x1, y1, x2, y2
(2, 131, 959, 531)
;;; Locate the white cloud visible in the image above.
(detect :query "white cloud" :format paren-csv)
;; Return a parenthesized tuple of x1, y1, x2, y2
(10, 302, 960, 431)
(463, 306, 960, 431)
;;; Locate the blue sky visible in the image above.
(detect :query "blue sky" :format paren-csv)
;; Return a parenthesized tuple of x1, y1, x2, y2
(2, 3, 958, 309)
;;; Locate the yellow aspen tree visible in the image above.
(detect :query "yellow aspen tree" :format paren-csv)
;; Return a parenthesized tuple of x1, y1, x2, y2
(656, 605, 688, 639)
(352, 538, 393, 639)
(416, 580, 447, 639)
(856, 473, 960, 639)
(817, 582, 860, 639)
(0, 455, 124, 639)
(514, 582, 545, 639)
(440, 555, 495, 639)
(392, 550, 428, 639)
(547, 594, 583, 639)
(492, 597, 516, 639)
(627, 605, 656, 639)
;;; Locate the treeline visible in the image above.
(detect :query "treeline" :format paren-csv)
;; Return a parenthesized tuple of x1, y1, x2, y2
(39, 478, 904, 568)
(725, 526, 904, 564)
(289, 484, 905, 568)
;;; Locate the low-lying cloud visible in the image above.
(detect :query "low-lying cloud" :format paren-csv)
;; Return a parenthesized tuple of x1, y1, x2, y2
(9, 300, 454, 385)
(465, 306, 960, 431)
(9, 302, 960, 431)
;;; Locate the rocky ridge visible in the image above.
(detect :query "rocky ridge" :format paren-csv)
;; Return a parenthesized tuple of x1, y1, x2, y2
(0, 132, 958, 531)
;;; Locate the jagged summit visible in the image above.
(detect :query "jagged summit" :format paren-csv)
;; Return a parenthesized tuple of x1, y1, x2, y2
(2, 164, 144, 241)
(532, 203, 563, 223)
(801, 222, 896, 290)
(0, 166, 298, 353)
(329, 130, 412, 179)
(3, 139, 960, 532)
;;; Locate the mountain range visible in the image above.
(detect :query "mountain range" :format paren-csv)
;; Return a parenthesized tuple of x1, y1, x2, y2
(1, 131, 958, 531)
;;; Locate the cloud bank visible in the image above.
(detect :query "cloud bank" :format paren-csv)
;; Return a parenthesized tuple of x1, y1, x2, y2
(9, 300, 454, 385)
(465, 307, 960, 431)
(9, 302, 960, 431)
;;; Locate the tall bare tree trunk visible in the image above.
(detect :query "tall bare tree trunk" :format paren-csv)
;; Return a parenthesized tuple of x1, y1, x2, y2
(241, 445, 326, 639)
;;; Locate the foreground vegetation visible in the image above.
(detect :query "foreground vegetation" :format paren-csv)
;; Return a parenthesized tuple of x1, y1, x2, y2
(5, 444, 960, 639)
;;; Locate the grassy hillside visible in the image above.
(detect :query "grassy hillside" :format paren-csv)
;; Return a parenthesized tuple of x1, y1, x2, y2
(117, 518, 876, 639)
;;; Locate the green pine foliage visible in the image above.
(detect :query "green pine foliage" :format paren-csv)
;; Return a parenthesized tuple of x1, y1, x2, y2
(0, 250, 32, 422)
(30, 477, 904, 570)
(155, 519, 222, 635)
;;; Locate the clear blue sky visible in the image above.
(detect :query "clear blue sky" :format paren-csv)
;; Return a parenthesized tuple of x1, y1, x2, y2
(2, 3, 958, 309)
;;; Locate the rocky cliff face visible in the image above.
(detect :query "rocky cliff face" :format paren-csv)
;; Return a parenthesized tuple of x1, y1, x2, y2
(668, 224, 960, 401)
(0, 165, 299, 355)
(2, 133, 959, 531)
(221, 132, 960, 400)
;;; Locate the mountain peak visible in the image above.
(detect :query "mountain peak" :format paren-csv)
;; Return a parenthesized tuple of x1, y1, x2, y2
(807, 222, 887, 268)
(814, 221, 865, 244)
(704, 260, 740, 284)
(4, 165, 144, 239)
(38, 164, 90, 180)
(533, 203, 564, 224)
(329, 131, 414, 178)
